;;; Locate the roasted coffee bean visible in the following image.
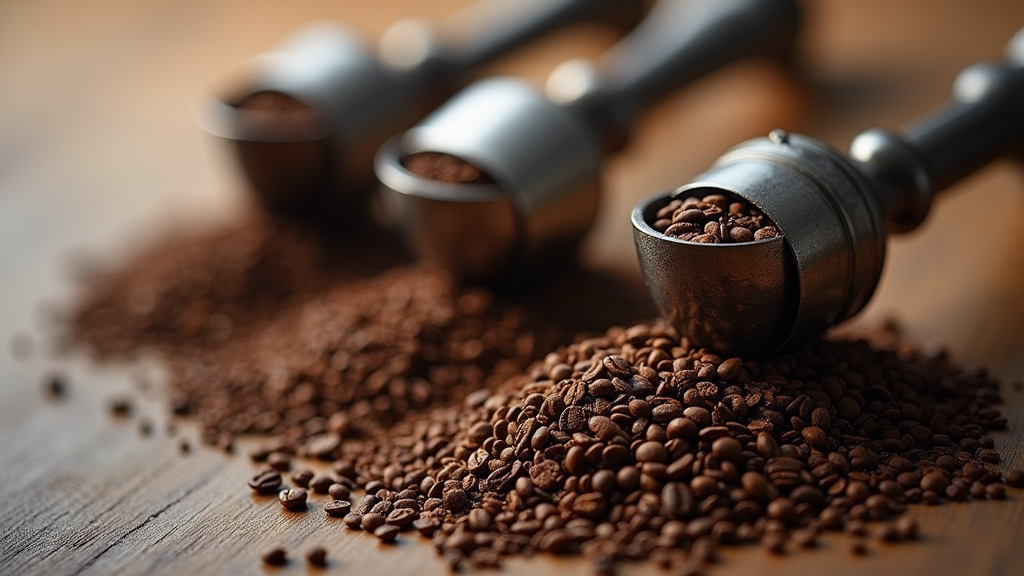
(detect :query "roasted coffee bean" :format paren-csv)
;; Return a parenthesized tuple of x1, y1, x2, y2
(324, 499, 351, 518)
(654, 193, 782, 243)
(895, 516, 918, 540)
(308, 474, 335, 494)
(291, 469, 314, 488)
(262, 547, 287, 566)
(306, 547, 327, 567)
(266, 452, 291, 471)
(920, 472, 949, 493)
(327, 483, 350, 501)
(361, 512, 385, 532)
(1005, 469, 1024, 488)
(387, 507, 418, 526)
(375, 524, 401, 543)
(248, 470, 282, 495)
(278, 488, 307, 512)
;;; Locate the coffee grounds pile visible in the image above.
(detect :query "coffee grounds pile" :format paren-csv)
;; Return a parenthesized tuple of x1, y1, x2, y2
(123, 260, 653, 448)
(651, 193, 780, 243)
(69, 211, 405, 358)
(264, 322, 1017, 572)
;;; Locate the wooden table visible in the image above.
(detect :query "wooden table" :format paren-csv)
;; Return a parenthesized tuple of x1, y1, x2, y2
(2, 1, 1023, 574)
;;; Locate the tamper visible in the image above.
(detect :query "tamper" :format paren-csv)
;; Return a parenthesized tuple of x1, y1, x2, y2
(376, 0, 800, 282)
(201, 0, 644, 214)
(632, 27, 1024, 355)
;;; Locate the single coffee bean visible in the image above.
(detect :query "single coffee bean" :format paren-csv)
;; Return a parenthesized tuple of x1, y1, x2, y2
(375, 524, 401, 543)
(262, 547, 287, 566)
(895, 516, 918, 540)
(309, 474, 336, 494)
(328, 483, 350, 501)
(324, 500, 351, 518)
(306, 547, 327, 567)
(1004, 469, 1024, 488)
(291, 469, 314, 488)
(278, 488, 308, 512)
(361, 512, 385, 532)
(387, 507, 418, 527)
(248, 470, 282, 495)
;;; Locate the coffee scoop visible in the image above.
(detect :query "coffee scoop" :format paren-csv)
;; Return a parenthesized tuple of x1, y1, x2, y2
(201, 0, 644, 214)
(376, 0, 800, 282)
(632, 27, 1024, 356)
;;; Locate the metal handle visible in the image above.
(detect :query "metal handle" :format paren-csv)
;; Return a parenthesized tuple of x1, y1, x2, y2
(850, 33, 1024, 232)
(439, 0, 644, 76)
(549, 0, 799, 150)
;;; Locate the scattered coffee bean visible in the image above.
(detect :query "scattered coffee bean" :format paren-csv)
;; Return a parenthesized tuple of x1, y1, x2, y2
(324, 500, 351, 518)
(248, 470, 282, 495)
(291, 469, 314, 488)
(986, 483, 1007, 500)
(266, 452, 291, 471)
(278, 488, 308, 512)
(361, 512, 385, 532)
(261, 547, 287, 566)
(306, 546, 327, 567)
(328, 483, 350, 501)
(1004, 469, 1024, 488)
(894, 516, 918, 541)
(374, 524, 401, 544)
(343, 512, 363, 529)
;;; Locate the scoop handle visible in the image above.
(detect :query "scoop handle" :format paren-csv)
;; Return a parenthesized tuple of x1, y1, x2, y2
(552, 0, 799, 150)
(442, 0, 645, 74)
(850, 29, 1024, 232)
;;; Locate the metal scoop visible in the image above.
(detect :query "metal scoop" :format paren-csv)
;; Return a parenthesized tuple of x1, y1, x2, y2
(200, 0, 644, 215)
(633, 28, 1024, 356)
(376, 0, 800, 282)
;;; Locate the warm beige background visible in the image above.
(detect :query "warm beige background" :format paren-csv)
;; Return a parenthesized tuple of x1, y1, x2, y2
(1, 1, 1023, 574)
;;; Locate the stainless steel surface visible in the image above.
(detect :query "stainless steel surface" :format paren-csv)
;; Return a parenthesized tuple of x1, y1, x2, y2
(634, 27, 1024, 355)
(377, 0, 801, 283)
(201, 0, 644, 214)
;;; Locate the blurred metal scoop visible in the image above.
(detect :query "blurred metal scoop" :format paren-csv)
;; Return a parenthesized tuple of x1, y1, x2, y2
(201, 0, 644, 215)
(633, 28, 1024, 355)
(376, 0, 800, 282)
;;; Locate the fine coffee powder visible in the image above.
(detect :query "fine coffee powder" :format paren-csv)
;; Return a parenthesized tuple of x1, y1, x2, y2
(70, 210, 406, 358)
(271, 322, 1017, 572)
(166, 263, 653, 448)
(68, 210, 653, 448)
(651, 193, 780, 243)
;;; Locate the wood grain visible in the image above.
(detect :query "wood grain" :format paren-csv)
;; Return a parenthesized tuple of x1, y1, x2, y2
(2, 1, 1024, 575)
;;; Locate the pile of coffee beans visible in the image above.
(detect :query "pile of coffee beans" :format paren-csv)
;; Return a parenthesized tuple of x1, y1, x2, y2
(651, 193, 780, 243)
(250, 321, 1018, 573)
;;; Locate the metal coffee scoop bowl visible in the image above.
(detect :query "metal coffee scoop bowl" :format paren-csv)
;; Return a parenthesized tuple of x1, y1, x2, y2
(200, 0, 644, 215)
(376, 0, 800, 282)
(633, 27, 1024, 356)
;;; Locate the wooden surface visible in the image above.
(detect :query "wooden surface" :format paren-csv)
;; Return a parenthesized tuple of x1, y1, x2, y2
(2, 1, 1024, 575)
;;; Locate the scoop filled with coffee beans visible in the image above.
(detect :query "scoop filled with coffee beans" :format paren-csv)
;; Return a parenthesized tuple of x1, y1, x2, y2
(633, 26, 1024, 356)
(376, 0, 800, 282)
(201, 0, 644, 214)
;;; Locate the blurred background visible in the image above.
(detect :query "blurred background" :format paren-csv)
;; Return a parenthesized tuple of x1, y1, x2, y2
(2, 0, 1022, 374)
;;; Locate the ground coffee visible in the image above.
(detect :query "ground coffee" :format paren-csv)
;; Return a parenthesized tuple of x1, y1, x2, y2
(70, 210, 406, 358)
(651, 193, 780, 243)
